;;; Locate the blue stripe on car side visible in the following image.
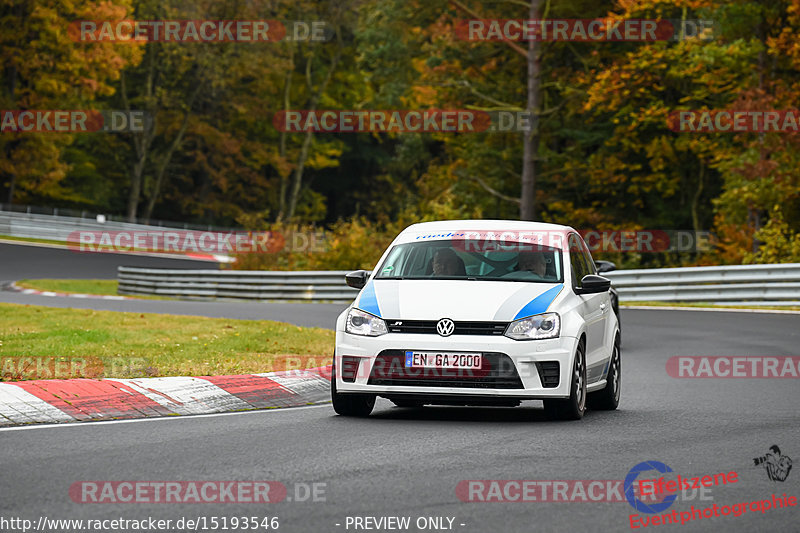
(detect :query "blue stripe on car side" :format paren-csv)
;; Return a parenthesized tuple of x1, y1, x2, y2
(357, 281, 382, 317)
(512, 284, 563, 320)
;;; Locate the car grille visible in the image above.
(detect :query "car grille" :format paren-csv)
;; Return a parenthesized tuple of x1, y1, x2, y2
(367, 350, 524, 389)
(385, 320, 508, 336)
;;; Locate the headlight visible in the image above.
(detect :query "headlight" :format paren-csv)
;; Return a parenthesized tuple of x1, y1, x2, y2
(345, 308, 388, 337)
(504, 312, 560, 340)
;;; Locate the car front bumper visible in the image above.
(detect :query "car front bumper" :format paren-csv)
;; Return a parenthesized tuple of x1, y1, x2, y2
(334, 332, 579, 399)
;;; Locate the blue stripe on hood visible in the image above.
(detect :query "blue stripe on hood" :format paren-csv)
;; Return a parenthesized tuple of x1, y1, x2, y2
(513, 284, 563, 320)
(357, 281, 382, 317)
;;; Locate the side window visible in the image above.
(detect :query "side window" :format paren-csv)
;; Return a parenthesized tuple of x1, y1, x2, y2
(580, 238, 597, 275)
(569, 234, 588, 288)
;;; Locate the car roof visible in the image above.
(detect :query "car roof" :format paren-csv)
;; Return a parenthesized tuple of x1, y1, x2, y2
(402, 219, 574, 233)
(393, 220, 578, 247)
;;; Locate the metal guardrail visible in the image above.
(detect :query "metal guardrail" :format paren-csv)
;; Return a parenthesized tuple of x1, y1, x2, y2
(0, 206, 235, 243)
(118, 263, 800, 305)
(118, 268, 357, 302)
(604, 263, 800, 305)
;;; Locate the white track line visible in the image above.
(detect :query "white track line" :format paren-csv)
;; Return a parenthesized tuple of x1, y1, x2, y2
(621, 305, 800, 315)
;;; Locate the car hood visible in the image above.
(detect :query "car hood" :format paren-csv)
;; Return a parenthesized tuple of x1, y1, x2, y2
(354, 279, 564, 322)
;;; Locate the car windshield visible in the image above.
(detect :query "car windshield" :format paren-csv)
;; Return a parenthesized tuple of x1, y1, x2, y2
(375, 240, 563, 282)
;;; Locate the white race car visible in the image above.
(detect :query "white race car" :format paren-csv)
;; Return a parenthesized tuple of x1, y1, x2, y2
(332, 220, 621, 420)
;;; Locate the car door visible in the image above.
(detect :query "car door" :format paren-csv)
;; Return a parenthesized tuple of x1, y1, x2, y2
(569, 233, 607, 383)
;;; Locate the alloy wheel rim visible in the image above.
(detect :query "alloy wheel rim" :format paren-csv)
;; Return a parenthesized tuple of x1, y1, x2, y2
(612, 347, 620, 400)
(575, 350, 585, 409)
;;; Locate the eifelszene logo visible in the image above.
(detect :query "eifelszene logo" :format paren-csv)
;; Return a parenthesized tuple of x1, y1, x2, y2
(625, 461, 678, 514)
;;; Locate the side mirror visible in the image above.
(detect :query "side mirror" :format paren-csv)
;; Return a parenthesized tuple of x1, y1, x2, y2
(576, 274, 611, 295)
(345, 270, 370, 290)
(594, 260, 617, 273)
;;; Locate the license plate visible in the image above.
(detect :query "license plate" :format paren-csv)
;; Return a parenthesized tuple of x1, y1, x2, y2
(404, 351, 482, 369)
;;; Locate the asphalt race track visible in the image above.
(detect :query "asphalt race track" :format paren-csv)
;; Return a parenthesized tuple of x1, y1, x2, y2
(1, 309, 798, 533)
(0, 290, 348, 328)
(1, 242, 798, 532)
(0, 242, 348, 327)
(0, 241, 219, 280)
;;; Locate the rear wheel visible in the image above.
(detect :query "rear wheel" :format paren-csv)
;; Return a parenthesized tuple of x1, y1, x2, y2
(331, 358, 375, 417)
(588, 334, 621, 411)
(543, 340, 586, 421)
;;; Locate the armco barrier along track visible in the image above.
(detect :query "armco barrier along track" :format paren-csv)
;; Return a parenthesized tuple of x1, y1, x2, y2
(118, 268, 356, 302)
(117, 263, 800, 305)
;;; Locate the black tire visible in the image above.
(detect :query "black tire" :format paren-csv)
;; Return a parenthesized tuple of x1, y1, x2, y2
(543, 340, 587, 421)
(331, 358, 375, 417)
(390, 399, 424, 409)
(588, 334, 621, 411)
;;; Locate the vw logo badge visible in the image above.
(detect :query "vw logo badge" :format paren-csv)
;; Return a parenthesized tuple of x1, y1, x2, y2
(436, 318, 455, 337)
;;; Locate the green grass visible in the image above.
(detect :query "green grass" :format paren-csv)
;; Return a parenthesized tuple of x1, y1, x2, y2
(0, 303, 334, 381)
(0, 235, 68, 247)
(16, 279, 170, 300)
(18, 279, 121, 296)
(621, 301, 800, 311)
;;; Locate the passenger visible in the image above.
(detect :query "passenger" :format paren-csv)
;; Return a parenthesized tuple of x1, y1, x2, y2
(518, 251, 547, 278)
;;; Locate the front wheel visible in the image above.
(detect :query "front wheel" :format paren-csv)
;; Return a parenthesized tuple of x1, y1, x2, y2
(543, 340, 586, 421)
(331, 359, 375, 417)
(588, 334, 621, 411)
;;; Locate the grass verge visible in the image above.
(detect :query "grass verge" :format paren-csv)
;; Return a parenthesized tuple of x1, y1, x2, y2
(0, 235, 68, 247)
(17, 279, 121, 296)
(621, 301, 800, 311)
(0, 303, 333, 381)
(16, 279, 170, 300)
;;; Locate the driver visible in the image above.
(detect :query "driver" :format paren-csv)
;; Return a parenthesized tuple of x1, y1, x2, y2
(518, 251, 547, 277)
(432, 249, 462, 276)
